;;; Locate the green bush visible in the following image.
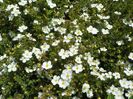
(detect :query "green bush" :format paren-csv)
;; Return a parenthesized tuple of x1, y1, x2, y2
(0, 0, 133, 99)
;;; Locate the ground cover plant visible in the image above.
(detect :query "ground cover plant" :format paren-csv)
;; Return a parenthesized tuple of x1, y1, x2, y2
(0, 0, 133, 99)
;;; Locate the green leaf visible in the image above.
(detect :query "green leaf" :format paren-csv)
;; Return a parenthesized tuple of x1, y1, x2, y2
(107, 94, 115, 99)
(129, 96, 133, 99)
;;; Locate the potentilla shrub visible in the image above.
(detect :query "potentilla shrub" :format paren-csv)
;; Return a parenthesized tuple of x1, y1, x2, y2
(0, 0, 133, 99)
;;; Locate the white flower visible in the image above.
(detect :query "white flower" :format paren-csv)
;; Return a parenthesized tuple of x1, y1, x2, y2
(100, 47, 107, 52)
(11, 8, 21, 16)
(82, 83, 90, 93)
(13, 34, 24, 41)
(38, 92, 43, 98)
(87, 26, 99, 34)
(0, 54, 7, 61)
(69, 45, 78, 56)
(107, 85, 124, 97)
(128, 52, 133, 60)
(0, 33, 2, 41)
(42, 26, 50, 34)
(0, 0, 3, 3)
(32, 47, 42, 59)
(54, 27, 66, 35)
(18, 25, 28, 32)
(6, 4, 14, 11)
(97, 14, 110, 20)
(75, 56, 82, 64)
(116, 40, 124, 46)
(18, 0, 27, 6)
(24, 9, 29, 15)
(40, 43, 50, 52)
(102, 29, 109, 34)
(106, 24, 113, 30)
(124, 67, 133, 76)
(51, 75, 60, 85)
(33, 20, 39, 24)
(42, 61, 52, 70)
(125, 90, 133, 98)
(51, 18, 65, 26)
(80, 12, 89, 21)
(75, 29, 83, 36)
(104, 21, 113, 29)
(119, 79, 133, 89)
(98, 73, 106, 81)
(87, 90, 93, 98)
(25, 67, 36, 73)
(61, 69, 72, 81)
(114, 11, 121, 15)
(105, 72, 113, 79)
(113, 0, 119, 1)
(90, 59, 100, 66)
(72, 64, 83, 73)
(6, 4, 20, 17)
(91, 4, 104, 11)
(63, 34, 73, 43)
(7, 62, 17, 72)
(20, 50, 32, 63)
(58, 49, 69, 59)
(58, 79, 69, 89)
(97, 4, 104, 11)
(29, 0, 37, 3)
(52, 40, 60, 46)
(46, 0, 56, 8)
(113, 72, 120, 79)
(125, 35, 132, 41)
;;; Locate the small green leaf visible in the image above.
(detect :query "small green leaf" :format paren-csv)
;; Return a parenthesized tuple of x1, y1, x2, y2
(107, 94, 115, 99)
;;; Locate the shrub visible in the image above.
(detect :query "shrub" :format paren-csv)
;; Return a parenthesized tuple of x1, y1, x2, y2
(0, 0, 133, 99)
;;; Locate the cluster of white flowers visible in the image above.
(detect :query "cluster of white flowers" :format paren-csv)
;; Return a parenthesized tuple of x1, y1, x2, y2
(51, 18, 65, 26)
(80, 12, 89, 21)
(84, 52, 100, 66)
(7, 61, 17, 72)
(90, 67, 121, 81)
(54, 27, 66, 35)
(12, 34, 24, 41)
(119, 79, 133, 89)
(58, 45, 78, 59)
(51, 69, 72, 89)
(6, 4, 21, 20)
(20, 42, 50, 63)
(124, 66, 133, 76)
(82, 83, 93, 98)
(20, 50, 33, 63)
(91, 3, 104, 11)
(87, 26, 99, 35)
(18, 0, 36, 6)
(107, 85, 124, 99)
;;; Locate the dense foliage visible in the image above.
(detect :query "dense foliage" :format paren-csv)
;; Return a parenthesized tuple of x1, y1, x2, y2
(0, 0, 133, 99)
